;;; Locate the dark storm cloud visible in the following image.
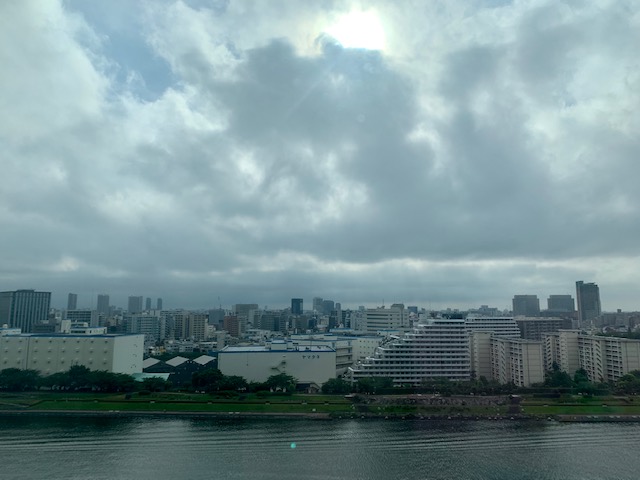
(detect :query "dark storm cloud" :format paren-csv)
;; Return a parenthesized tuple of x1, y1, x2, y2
(1, 0, 639, 310)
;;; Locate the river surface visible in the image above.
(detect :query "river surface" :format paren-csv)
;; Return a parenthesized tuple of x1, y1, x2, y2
(1, 416, 639, 479)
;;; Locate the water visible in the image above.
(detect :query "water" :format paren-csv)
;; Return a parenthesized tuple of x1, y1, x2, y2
(1, 416, 639, 479)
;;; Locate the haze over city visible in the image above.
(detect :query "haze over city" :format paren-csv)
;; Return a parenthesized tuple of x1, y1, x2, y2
(1, 1, 639, 311)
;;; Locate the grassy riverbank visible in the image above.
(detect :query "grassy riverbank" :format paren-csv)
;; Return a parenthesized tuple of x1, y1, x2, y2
(3, 392, 640, 420)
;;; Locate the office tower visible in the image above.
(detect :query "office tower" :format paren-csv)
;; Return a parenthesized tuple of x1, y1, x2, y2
(512, 295, 540, 317)
(67, 293, 77, 311)
(0, 290, 51, 333)
(291, 298, 303, 315)
(576, 281, 601, 328)
(97, 294, 110, 315)
(361, 304, 409, 333)
(145, 297, 152, 311)
(156, 298, 163, 310)
(312, 297, 323, 313)
(547, 295, 575, 312)
(321, 300, 335, 315)
(128, 296, 144, 314)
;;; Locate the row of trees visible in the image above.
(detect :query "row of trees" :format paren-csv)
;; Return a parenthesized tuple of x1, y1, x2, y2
(0, 366, 136, 393)
(5, 363, 640, 397)
(191, 370, 297, 394)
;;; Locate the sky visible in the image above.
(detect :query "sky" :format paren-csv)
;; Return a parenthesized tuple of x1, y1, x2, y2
(1, 0, 639, 311)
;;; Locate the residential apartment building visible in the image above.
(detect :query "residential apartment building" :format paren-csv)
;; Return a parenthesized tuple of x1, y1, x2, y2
(544, 330, 640, 382)
(349, 317, 470, 385)
(470, 332, 544, 387)
(175, 313, 207, 341)
(490, 337, 544, 387)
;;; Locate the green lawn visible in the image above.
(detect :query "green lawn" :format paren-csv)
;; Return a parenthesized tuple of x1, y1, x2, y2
(32, 399, 351, 414)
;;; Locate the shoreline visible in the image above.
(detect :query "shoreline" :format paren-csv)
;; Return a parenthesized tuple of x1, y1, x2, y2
(3, 408, 640, 422)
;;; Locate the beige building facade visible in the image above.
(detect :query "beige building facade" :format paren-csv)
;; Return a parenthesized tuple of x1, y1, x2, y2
(0, 333, 144, 375)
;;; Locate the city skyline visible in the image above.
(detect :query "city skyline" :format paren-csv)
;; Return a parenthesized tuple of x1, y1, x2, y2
(1, 283, 617, 315)
(2, 2, 639, 311)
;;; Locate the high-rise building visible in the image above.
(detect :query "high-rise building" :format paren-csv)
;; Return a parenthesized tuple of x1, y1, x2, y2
(321, 300, 335, 315)
(156, 298, 163, 310)
(291, 298, 303, 315)
(576, 281, 601, 328)
(312, 297, 323, 313)
(547, 295, 575, 312)
(512, 295, 540, 317)
(67, 293, 77, 311)
(97, 294, 110, 315)
(128, 296, 144, 314)
(0, 290, 51, 333)
(145, 297, 152, 311)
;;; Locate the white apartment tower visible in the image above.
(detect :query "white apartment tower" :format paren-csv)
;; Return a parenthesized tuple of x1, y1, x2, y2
(349, 317, 470, 385)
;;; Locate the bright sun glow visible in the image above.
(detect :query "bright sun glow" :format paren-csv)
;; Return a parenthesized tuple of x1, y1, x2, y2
(325, 10, 386, 51)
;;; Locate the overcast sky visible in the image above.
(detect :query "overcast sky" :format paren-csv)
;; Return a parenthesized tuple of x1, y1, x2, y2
(1, 0, 638, 311)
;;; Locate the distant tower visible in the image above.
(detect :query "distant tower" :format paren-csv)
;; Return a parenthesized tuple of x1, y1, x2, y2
(67, 293, 78, 311)
(512, 295, 540, 317)
(576, 281, 601, 328)
(97, 294, 110, 315)
(547, 295, 575, 312)
(145, 297, 152, 311)
(312, 297, 323, 313)
(128, 296, 144, 314)
(157, 298, 163, 310)
(291, 298, 303, 315)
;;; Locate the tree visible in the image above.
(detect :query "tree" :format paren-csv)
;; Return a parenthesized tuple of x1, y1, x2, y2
(0, 369, 41, 391)
(192, 368, 224, 392)
(356, 377, 393, 394)
(68, 365, 92, 390)
(574, 368, 590, 384)
(265, 373, 297, 392)
(141, 377, 171, 392)
(219, 375, 248, 392)
(616, 371, 640, 394)
(545, 369, 573, 388)
(321, 378, 352, 394)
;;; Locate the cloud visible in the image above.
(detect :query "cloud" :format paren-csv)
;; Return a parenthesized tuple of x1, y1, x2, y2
(0, 0, 639, 311)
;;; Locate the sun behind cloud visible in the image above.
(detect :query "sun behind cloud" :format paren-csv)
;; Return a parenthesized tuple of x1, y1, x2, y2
(324, 10, 386, 51)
